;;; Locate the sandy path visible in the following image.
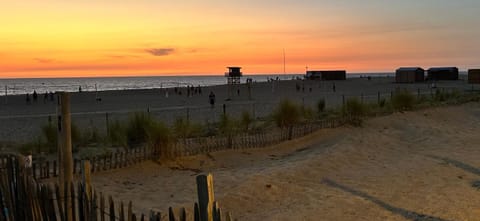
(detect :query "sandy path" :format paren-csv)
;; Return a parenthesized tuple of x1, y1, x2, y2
(87, 103, 480, 220)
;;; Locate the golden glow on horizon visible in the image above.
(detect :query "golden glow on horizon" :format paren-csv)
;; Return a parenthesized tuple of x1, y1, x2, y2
(1, 1, 479, 78)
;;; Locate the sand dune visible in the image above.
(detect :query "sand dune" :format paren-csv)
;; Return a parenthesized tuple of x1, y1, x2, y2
(92, 103, 480, 220)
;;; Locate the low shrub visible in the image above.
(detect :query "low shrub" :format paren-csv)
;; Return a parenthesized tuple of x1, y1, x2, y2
(301, 106, 315, 121)
(317, 98, 326, 113)
(218, 114, 238, 136)
(126, 112, 155, 148)
(343, 97, 366, 126)
(147, 121, 172, 150)
(107, 120, 127, 147)
(273, 99, 302, 139)
(391, 90, 416, 111)
(273, 99, 301, 128)
(173, 117, 204, 139)
(240, 111, 253, 132)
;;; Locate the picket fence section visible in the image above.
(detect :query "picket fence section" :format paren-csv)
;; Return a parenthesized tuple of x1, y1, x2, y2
(0, 154, 234, 221)
(24, 117, 349, 180)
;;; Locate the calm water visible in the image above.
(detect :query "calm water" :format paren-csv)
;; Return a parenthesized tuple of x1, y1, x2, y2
(0, 73, 394, 95)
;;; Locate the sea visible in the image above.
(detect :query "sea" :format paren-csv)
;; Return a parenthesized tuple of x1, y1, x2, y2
(0, 73, 394, 95)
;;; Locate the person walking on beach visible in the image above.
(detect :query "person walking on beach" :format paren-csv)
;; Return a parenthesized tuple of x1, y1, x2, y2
(209, 91, 216, 108)
(33, 90, 38, 102)
(26, 93, 31, 104)
(49, 92, 54, 101)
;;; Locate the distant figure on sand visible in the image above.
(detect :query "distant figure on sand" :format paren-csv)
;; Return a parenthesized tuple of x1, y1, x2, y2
(79, 86, 82, 93)
(333, 83, 336, 92)
(26, 93, 31, 104)
(209, 91, 216, 108)
(33, 90, 38, 102)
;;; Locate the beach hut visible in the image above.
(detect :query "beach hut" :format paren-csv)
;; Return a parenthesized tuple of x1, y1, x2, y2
(395, 67, 425, 83)
(427, 67, 459, 80)
(306, 70, 346, 80)
(468, 69, 480, 84)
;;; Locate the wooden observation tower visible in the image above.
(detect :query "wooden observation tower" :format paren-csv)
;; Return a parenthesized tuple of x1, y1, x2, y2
(225, 67, 243, 100)
(225, 67, 242, 84)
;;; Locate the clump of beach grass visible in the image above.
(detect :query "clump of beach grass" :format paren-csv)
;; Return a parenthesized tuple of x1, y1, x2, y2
(273, 99, 301, 139)
(342, 97, 366, 126)
(391, 90, 416, 111)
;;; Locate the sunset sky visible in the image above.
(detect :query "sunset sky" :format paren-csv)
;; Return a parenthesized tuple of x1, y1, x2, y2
(1, 0, 480, 78)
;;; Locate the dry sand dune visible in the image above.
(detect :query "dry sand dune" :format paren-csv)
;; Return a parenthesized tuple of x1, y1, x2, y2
(92, 103, 480, 220)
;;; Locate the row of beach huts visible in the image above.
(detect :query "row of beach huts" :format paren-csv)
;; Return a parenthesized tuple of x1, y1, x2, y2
(304, 68, 480, 84)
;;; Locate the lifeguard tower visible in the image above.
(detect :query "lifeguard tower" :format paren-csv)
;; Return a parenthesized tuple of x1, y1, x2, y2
(225, 67, 242, 84)
(225, 67, 243, 100)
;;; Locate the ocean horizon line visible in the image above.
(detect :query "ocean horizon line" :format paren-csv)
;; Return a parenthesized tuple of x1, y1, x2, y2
(0, 72, 399, 81)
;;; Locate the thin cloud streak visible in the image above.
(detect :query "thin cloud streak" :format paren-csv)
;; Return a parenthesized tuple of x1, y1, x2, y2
(33, 58, 55, 63)
(145, 48, 175, 56)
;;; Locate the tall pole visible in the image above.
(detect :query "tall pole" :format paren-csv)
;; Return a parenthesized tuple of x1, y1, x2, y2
(57, 92, 73, 221)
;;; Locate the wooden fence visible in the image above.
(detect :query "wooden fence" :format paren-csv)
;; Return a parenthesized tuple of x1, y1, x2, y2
(0, 154, 234, 221)
(28, 146, 156, 180)
(22, 117, 349, 180)
(167, 117, 348, 158)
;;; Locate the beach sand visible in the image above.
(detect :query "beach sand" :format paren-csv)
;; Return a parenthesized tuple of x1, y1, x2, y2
(0, 76, 473, 143)
(91, 102, 480, 220)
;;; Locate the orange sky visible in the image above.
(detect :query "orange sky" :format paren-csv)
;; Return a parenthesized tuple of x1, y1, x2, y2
(1, 1, 480, 78)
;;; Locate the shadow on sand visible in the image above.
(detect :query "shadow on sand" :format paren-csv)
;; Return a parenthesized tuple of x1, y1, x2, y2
(322, 179, 451, 221)
(427, 155, 480, 176)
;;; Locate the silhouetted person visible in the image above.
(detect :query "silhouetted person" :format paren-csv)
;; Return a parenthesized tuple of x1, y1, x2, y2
(26, 93, 31, 104)
(79, 86, 82, 93)
(43, 92, 48, 103)
(32, 90, 38, 102)
(209, 91, 216, 108)
(198, 86, 202, 95)
(237, 89, 240, 96)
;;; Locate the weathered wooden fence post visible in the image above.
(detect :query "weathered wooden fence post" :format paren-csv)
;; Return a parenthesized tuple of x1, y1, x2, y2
(197, 174, 214, 221)
(57, 92, 74, 221)
(83, 160, 92, 201)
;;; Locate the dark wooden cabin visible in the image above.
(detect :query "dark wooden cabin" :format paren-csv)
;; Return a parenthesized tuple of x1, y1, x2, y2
(468, 69, 480, 84)
(395, 67, 425, 83)
(306, 70, 346, 80)
(427, 67, 459, 80)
